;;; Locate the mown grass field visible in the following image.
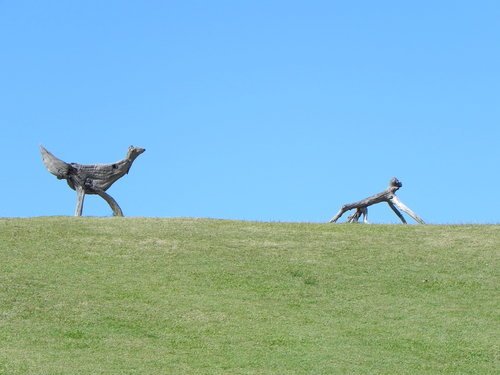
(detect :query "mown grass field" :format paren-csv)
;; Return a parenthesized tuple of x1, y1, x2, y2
(0, 218, 498, 374)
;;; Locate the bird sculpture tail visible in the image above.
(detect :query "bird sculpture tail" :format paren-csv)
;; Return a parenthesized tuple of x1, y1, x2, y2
(40, 145, 71, 180)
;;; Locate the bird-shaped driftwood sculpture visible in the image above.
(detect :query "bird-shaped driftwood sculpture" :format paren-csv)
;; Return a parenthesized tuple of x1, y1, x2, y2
(40, 145, 145, 216)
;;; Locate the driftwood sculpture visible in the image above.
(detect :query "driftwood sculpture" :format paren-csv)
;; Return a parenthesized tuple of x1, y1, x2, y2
(329, 177, 425, 224)
(40, 145, 145, 217)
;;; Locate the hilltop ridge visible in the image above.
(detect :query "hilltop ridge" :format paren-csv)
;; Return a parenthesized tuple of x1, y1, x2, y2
(0, 218, 498, 374)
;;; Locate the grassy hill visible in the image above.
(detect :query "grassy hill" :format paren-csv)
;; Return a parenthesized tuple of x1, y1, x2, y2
(0, 218, 498, 374)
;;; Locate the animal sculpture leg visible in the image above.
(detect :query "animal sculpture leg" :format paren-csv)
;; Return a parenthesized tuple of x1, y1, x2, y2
(74, 186, 86, 216)
(391, 196, 425, 224)
(362, 207, 369, 224)
(346, 206, 368, 223)
(387, 201, 407, 224)
(95, 190, 124, 217)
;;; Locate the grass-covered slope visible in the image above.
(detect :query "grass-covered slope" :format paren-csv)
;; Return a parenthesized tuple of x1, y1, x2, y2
(0, 218, 498, 374)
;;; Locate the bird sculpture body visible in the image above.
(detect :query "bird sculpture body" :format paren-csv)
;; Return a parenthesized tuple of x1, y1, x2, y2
(40, 145, 145, 216)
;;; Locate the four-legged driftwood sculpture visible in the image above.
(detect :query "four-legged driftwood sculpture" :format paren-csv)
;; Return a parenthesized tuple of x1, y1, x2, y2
(40, 145, 145, 216)
(329, 177, 425, 224)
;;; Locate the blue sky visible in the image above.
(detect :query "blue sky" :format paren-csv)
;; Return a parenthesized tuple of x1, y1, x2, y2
(1, 1, 499, 223)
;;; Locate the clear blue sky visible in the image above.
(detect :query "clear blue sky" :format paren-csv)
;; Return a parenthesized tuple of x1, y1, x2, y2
(1, 1, 498, 223)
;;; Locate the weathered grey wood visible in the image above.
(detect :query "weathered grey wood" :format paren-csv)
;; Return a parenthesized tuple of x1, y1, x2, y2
(40, 146, 71, 179)
(391, 196, 425, 224)
(95, 190, 124, 217)
(387, 201, 407, 224)
(329, 177, 425, 224)
(347, 207, 368, 223)
(75, 185, 85, 217)
(40, 145, 145, 217)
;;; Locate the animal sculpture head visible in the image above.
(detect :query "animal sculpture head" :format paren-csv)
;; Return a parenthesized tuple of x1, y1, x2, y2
(126, 146, 146, 161)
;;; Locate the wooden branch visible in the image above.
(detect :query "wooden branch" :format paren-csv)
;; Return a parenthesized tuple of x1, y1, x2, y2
(347, 207, 368, 223)
(391, 196, 425, 224)
(329, 177, 425, 224)
(74, 185, 85, 217)
(95, 190, 124, 217)
(387, 201, 407, 224)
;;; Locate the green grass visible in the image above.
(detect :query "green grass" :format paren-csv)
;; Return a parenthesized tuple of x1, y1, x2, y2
(0, 218, 498, 374)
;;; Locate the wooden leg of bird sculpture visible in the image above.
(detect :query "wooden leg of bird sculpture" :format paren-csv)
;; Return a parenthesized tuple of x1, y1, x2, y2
(95, 190, 124, 217)
(75, 185, 86, 217)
